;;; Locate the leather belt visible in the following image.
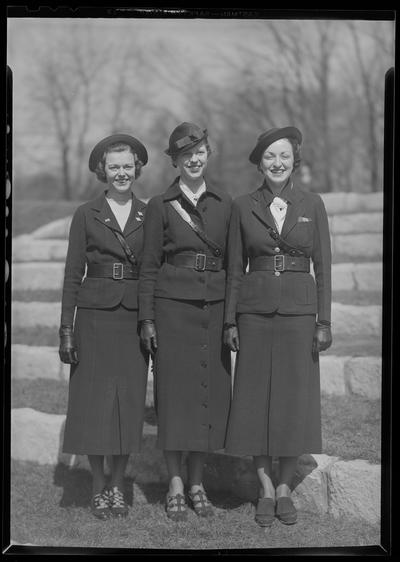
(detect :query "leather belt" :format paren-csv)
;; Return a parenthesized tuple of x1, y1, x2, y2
(166, 252, 223, 272)
(249, 255, 310, 273)
(86, 263, 138, 280)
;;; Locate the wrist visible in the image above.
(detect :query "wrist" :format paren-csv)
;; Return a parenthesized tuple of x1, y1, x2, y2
(224, 323, 237, 330)
(316, 320, 331, 327)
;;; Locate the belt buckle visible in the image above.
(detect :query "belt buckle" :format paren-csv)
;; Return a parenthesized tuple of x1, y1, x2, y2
(274, 254, 285, 271)
(113, 262, 124, 279)
(195, 253, 207, 272)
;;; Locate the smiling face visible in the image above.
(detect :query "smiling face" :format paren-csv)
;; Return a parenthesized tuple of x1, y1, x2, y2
(104, 148, 136, 195)
(175, 141, 209, 184)
(260, 138, 294, 190)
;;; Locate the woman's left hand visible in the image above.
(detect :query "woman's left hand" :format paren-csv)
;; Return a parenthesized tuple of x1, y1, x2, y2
(312, 324, 332, 357)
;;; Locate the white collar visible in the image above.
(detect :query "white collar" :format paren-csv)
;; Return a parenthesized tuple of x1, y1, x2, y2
(179, 179, 206, 206)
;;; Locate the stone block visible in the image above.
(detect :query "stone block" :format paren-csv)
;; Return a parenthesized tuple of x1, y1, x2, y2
(292, 454, 340, 514)
(331, 303, 381, 338)
(11, 262, 65, 291)
(332, 233, 382, 260)
(321, 192, 383, 215)
(32, 217, 72, 239)
(329, 212, 382, 235)
(11, 408, 65, 465)
(331, 262, 382, 292)
(320, 356, 348, 395)
(327, 459, 381, 525)
(353, 263, 383, 292)
(11, 344, 69, 381)
(345, 357, 382, 400)
(12, 237, 68, 262)
(12, 301, 61, 329)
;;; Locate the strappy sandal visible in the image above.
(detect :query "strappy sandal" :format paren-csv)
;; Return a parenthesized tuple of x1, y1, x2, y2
(165, 493, 188, 522)
(109, 486, 129, 518)
(188, 489, 214, 518)
(254, 497, 275, 527)
(90, 488, 111, 520)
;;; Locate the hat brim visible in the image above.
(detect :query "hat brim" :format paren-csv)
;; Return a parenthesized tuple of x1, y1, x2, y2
(249, 127, 302, 165)
(89, 133, 148, 171)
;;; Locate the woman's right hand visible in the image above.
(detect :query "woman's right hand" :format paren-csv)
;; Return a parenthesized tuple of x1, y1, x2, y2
(58, 325, 79, 364)
(140, 320, 158, 355)
(224, 325, 240, 352)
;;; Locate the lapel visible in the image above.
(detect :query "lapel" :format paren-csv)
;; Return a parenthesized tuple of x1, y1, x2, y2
(280, 184, 305, 238)
(92, 192, 121, 233)
(250, 180, 305, 238)
(250, 183, 277, 230)
(123, 195, 145, 237)
(92, 191, 144, 238)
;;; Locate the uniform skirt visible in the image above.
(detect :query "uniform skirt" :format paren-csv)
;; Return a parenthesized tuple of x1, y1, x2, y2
(225, 313, 321, 457)
(62, 305, 149, 455)
(154, 298, 231, 452)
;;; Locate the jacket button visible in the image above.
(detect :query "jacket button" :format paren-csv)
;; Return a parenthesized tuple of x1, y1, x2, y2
(201, 361, 207, 367)
(274, 247, 280, 253)
(274, 271, 281, 276)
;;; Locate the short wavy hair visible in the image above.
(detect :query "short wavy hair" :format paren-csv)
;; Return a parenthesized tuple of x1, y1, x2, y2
(257, 137, 302, 173)
(94, 142, 144, 182)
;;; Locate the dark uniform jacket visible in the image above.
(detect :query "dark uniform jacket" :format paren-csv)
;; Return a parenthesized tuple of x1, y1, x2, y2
(60, 191, 147, 326)
(224, 180, 331, 325)
(138, 177, 232, 321)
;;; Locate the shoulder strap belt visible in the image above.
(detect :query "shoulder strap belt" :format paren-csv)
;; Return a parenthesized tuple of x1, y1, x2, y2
(112, 230, 137, 265)
(169, 200, 223, 258)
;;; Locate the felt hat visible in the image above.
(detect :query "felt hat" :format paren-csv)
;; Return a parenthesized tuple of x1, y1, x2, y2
(165, 122, 208, 157)
(88, 133, 148, 171)
(249, 127, 302, 165)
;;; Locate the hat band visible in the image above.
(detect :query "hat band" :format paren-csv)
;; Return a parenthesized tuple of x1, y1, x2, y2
(174, 134, 205, 150)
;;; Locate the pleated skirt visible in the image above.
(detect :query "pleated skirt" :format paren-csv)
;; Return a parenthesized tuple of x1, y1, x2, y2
(154, 298, 231, 452)
(62, 305, 149, 455)
(225, 313, 321, 457)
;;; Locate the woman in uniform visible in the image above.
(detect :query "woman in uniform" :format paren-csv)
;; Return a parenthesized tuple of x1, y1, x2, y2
(139, 122, 232, 522)
(224, 127, 332, 527)
(59, 133, 149, 520)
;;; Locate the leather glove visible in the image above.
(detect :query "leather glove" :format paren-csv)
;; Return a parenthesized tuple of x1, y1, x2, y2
(140, 320, 158, 355)
(223, 324, 240, 352)
(58, 325, 78, 364)
(312, 322, 332, 358)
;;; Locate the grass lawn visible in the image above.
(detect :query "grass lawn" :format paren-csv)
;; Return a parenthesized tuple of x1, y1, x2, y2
(10, 459, 380, 550)
(11, 379, 381, 464)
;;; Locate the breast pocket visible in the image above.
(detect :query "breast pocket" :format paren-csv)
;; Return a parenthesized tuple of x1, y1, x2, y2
(288, 222, 314, 248)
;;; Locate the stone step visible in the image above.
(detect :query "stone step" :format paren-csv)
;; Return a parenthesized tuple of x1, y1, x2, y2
(10, 344, 381, 400)
(27, 207, 383, 242)
(11, 261, 383, 293)
(11, 301, 382, 338)
(320, 192, 382, 215)
(328, 212, 382, 235)
(12, 232, 382, 263)
(10, 407, 381, 524)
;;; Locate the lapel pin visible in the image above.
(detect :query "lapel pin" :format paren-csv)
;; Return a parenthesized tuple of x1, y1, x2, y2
(105, 218, 111, 222)
(138, 211, 143, 216)
(135, 216, 142, 221)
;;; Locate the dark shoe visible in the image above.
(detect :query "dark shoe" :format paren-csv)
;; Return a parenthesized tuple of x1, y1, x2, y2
(254, 497, 275, 527)
(276, 496, 297, 525)
(109, 486, 129, 518)
(90, 488, 111, 520)
(165, 492, 188, 522)
(188, 489, 214, 518)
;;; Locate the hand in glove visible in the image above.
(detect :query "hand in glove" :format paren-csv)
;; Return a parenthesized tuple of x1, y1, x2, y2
(59, 325, 78, 364)
(140, 320, 158, 355)
(224, 324, 240, 352)
(312, 322, 332, 358)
